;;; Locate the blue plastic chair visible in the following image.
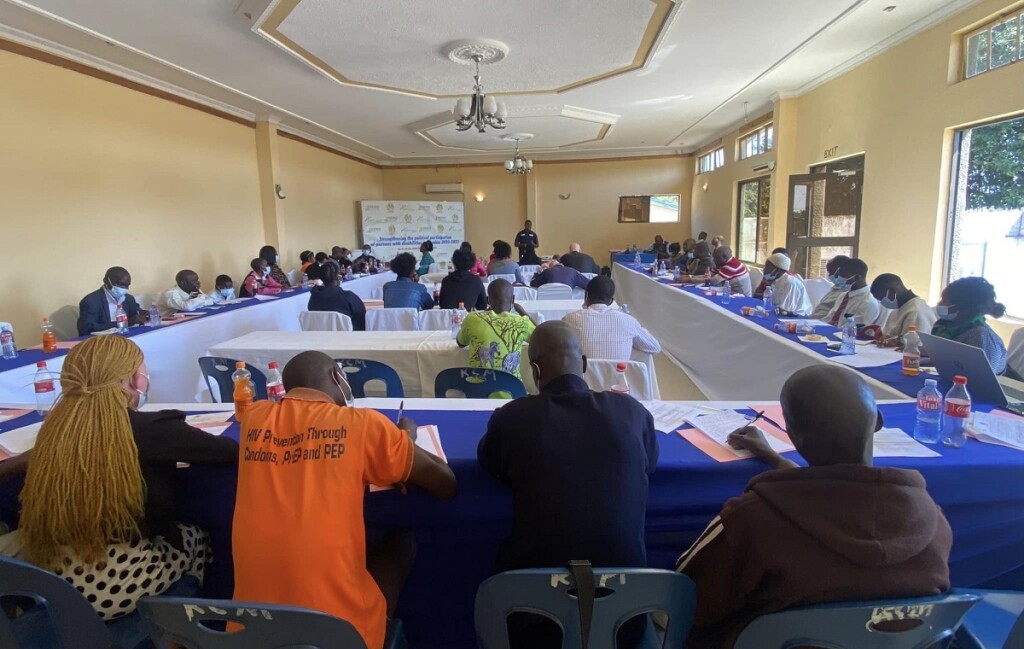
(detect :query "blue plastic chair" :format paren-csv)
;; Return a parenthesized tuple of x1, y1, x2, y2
(953, 589, 1024, 648)
(475, 567, 696, 649)
(138, 596, 403, 649)
(434, 368, 526, 399)
(333, 358, 405, 398)
(0, 555, 151, 649)
(197, 357, 268, 403)
(733, 593, 980, 649)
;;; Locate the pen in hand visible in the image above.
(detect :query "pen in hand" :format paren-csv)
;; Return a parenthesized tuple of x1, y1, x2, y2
(395, 400, 404, 425)
(749, 410, 765, 426)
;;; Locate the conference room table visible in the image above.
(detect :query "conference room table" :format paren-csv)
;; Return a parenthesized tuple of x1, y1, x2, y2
(2, 397, 1020, 649)
(612, 262, 924, 401)
(0, 272, 395, 404)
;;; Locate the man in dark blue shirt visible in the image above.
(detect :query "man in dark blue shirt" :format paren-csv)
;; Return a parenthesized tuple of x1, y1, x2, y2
(478, 321, 658, 572)
(382, 252, 434, 311)
(529, 262, 592, 291)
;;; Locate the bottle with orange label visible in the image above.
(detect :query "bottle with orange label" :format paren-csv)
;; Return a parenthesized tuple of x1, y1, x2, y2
(232, 361, 254, 419)
(41, 317, 57, 353)
(901, 325, 921, 376)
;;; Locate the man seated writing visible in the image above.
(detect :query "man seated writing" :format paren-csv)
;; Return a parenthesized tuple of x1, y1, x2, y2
(77, 266, 147, 335)
(233, 351, 456, 649)
(825, 257, 881, 326)
(562, 277, 660, 361)
(678, 246, 751, 297)
(870, 272, 936, 344)
(677, 365, 951, 649)
(810, 255, 850, 319)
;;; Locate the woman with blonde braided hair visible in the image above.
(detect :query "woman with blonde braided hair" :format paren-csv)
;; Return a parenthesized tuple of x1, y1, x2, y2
(0, 335, 238, 620)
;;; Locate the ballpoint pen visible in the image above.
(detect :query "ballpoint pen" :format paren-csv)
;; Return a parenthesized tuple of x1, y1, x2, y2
(395, 400, 404, 424)
(749, 410, 765, 425)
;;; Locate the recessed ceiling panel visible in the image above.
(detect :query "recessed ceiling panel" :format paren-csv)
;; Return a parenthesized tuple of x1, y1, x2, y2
(259, 0, 676, 97)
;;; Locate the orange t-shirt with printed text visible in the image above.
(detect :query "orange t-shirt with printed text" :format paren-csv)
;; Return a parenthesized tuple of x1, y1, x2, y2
(232, 388, 414, 649)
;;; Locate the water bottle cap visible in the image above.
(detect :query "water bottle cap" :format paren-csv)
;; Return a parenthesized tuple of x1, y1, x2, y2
(42, 317, 49, 323)
(908, 325, 917, 331)
(235, 361, 246, 369)
(269, 362, 279, 369)
(924, 379, 937, 386)
(954, 375, 968, 384)
(616, 362, 627, 371)
(36, 361, 46, 368)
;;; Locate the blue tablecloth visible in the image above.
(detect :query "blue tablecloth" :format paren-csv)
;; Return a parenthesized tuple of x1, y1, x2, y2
(5, 401, 1014, 649)
(621, 263, 930, 399)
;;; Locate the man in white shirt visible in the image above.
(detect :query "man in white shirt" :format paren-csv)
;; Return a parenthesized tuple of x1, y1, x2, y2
(562, 277, 661, 361)
(825, 258, 881, 327)
(209, 274, 237, 304)
(811, 255, 851, 320)
(762, 253, 812, 317)
(870, 273, 936, 342)
(158, 269, 215, 316)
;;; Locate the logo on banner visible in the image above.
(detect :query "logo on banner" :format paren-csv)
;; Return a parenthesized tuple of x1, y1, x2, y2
(388, 224, 396, 234)
(386, 203, 395, 212)
(436, 203, 443, 212)
(404, 213, 412, 223)
(437, 224, 445, 233)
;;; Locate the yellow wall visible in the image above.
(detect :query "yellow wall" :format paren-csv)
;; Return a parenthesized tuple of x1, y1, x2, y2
(381, 156, 692, 262)
(277, 137, 383, 267)
(693, 0, 1024, 338)
(0, 48, 263, 339)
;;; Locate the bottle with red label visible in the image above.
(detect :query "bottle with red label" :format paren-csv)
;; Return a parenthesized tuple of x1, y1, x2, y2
(115, 304, 128, 334)
(940, 375, 970, 449)
(610, 362, 631, 395)
(266, 361, 286, 403)
(34, 361, 56, 416)
(433, 283, 441, 305)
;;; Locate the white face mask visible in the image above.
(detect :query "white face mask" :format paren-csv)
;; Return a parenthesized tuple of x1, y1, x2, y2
(334, 371, 352, 406)
(220, 288, 235, 300)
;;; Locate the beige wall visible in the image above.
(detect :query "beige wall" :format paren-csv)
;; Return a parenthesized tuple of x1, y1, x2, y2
(692, 0, 1024, 338)
(277, 137, 383, 266)
(381, 156, 692, 262)
(0, 48, 263, 339)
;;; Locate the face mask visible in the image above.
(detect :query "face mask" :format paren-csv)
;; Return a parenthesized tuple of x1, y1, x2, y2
(136, 388, 148, 409)
(832, 276, 852, 290)
(108, 285, 128, 301)
(220, 288, 235, 300)
(763, 271, 778, 281)
(262, 267, 271, 277)
(936, 305, 958, 320)
(685, 252, 694, 260)
(333, 371, 351, 406)
(879, 292, 899, 310)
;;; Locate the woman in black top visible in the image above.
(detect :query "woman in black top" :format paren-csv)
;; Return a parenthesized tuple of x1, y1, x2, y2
(440, 248, 487, 311)
(308, 261, 367, 330)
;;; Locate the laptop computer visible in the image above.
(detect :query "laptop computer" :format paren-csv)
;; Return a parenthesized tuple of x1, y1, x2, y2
(919, 333, 1024, 410)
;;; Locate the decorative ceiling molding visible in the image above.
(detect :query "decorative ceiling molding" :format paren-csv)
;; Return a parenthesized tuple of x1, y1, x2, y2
(414, 105, 619, 152)
(248, 0, 681, 99)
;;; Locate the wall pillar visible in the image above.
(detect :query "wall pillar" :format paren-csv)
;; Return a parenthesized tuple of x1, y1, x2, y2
(255, 120, 286, 249)
(768, 95, 800, 251)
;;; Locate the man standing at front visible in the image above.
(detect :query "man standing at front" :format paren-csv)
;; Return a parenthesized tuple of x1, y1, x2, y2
(232, 351, 456, 649)
(514, 219, 539, 264)
(478, 322, 658, 647)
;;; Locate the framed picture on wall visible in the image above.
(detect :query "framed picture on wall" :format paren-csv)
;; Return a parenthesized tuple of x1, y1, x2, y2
(618, 195, 680, 223)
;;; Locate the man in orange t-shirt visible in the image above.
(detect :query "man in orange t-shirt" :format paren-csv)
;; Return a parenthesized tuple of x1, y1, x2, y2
(232, 351, 456, 649)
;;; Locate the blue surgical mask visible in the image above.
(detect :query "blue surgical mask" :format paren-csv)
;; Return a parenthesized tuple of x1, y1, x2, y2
(136, 389, 148, 409)
(108, 285, 128, 301)
(262, 267, 271, 277)
(832, 276, 852, 290)
(936, 305, 958, 320)
(879, 292, 899, 310)
(220, 288, 235, 300)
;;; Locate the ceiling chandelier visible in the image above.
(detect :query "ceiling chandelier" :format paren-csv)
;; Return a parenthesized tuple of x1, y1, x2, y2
(503, 134, 533, 175)
(451, 53, 508, 133)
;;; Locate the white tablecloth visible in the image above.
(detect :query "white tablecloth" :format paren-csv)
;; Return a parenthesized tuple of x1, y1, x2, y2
(612, 263, 907, 402)
(0, 274, 394, 404)
(517, 299, 584, 322)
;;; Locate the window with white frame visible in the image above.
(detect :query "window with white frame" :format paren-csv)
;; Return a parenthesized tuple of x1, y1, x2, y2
(698, 147, 725, 174)
(964, 10, 1023, 79)
(738, 124, 774, 160)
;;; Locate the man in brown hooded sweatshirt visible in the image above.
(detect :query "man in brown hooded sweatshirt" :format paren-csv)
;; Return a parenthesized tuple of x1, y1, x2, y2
(677, 365, 952, 649)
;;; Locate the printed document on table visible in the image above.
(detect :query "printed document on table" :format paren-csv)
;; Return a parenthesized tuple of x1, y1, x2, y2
(0, 422, 41, 455)
(642, 401, 701, 434)
(778, 318, 830, 328)
(186, 412, 235, 436)
(370, 425, 446, 491)
(685, 411, 795, 457)
(969, 412, 1024, 451)
(872, 428, 941, 458)
(828, 345, 903, 368)
(252, 294, 279, 302)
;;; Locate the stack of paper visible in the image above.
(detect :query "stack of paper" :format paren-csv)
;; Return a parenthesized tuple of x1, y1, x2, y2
(681, 411, 795, 461)
(969, 412, 1024, 451)
(872, 428, 941, 458)
(185, 412, 235, 436)
(641, 402, 701, 434)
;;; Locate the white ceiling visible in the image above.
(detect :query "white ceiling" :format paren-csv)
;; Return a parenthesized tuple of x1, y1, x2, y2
(0, 0, 983, 165)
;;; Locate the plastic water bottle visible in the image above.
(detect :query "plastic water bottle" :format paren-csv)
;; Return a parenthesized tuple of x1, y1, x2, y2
(149, 302, 161, 328)
(634, 250, 641, 267)
(840, 316, 858, 355)
(762, 285, 775, 315)
(721, 281, 732, 305)
(941, 375, 970, 449)
(0, 326, 16, 360)
(433, 283, 441, 305)
(232, 362, 254, 419)
(610, 362, 631, 395)
(34, 361, 56, 416)
(41, 317, 57, 354)
(451, 302, 466, 339)
(913, 379, 942, 444)
(266, 361, 286, 402)
(902, 325, 921, 376)
(115, 304, 128, 334)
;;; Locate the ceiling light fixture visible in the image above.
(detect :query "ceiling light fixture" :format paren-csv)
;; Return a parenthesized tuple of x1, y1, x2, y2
(502, 134, 533, 175)
(449, 41, 509, 133)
